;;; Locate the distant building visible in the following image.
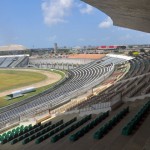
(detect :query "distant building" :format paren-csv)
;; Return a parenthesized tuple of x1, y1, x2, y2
(54, 43, 58, 53)
(85, 45, 127, 54)
(0, 44, 29, 55)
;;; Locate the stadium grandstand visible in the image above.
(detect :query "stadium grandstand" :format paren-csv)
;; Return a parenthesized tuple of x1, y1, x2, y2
(29, 54, 105, 70)
(0, 45, 29, 56)
(0, 52, 150, 150)
(0, 0, 150, 149)
(0, 55, 29, 68)
(0, 44, 30, 68)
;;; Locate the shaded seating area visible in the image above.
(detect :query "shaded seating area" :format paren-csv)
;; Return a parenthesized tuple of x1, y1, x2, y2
(0, 122, 42, 144)
(69, 111, 109, 142)
(34, 117, 76, 144)
(122, 101, 150, 136)
(94, 107, 129, 140)
(51, 114, 92, 143)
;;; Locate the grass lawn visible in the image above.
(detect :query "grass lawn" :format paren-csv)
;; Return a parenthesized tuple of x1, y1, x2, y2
(0, 69, 65, 108)
(0, 70, 47, 92)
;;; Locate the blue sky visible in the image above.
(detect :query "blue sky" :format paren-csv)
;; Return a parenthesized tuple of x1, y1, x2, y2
(0, 0, 150, 48)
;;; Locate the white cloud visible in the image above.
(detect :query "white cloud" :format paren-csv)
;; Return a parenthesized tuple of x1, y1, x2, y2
(80, 4, 93, 14)
(48, 35, 57, 42)
(78, 38, 85, 42)
(41, 0, 73, 26)
(117, 26, 131, 31)
(98, 17, 113, 28)
(119, 34, 132, 41)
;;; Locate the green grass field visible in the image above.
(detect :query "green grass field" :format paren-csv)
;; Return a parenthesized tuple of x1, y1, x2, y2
(0, 70, 47, 92)
(0, 69, 65, 108)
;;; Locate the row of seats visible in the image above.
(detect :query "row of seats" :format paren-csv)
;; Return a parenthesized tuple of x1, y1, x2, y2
(0, 56, 27, 68)
(51, 114, 92, 143)
(0, 56, 127, 128)
(29, 58, 92, 66)
(10, 119, 63, 145)
(69, 112, 109, 142)
(94, 107, 129, 140)
(34, 63, 78, 70)
(123, 55, 150, 80)
(67, 55, 150, 112)
(122, 101, 150, 136)
(22, 117, 77, 144)
(0, 122, 42, 144)
(0, 60, 110, 122)
(143, 85, 150, 94)
(67, 92, 115, 111)
(101, 55, 150, 99)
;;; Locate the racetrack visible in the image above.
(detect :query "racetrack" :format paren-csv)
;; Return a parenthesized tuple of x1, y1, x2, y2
(0, 69, 62, 97)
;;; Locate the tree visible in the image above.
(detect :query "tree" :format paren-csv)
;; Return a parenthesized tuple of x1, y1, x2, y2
(140, 49, 145, 53)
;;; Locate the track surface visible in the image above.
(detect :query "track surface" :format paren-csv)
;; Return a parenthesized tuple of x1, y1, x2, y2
(0, 69, 62, 97)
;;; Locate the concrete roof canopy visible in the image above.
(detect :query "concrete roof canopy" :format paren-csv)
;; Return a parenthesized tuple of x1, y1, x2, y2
(82, 0, 150, 33)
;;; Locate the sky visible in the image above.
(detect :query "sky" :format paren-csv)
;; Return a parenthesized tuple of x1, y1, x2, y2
(0, 0, 150, 48)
